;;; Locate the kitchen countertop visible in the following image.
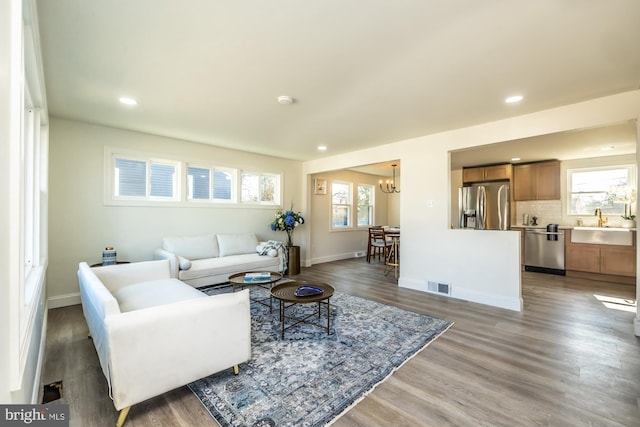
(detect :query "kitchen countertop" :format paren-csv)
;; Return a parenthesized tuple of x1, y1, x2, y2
(511, 225, 572, 229)
(511, 225, 636, 231)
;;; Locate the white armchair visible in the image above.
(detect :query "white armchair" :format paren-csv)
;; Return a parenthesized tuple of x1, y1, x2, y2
(77, 260, 251, 426)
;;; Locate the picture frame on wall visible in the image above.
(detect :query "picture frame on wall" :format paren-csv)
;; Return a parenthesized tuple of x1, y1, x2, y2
(314, 179, 327, 195)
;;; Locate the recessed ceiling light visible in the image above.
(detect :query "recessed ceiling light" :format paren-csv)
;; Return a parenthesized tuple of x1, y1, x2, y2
(317, 145, 327, 151)
(119, 97, 137, 106)
(505, 95, 523, 104)
(600, 145, 615, 151)
(511, 157, 521, 162)
(277, 95, 294, 105)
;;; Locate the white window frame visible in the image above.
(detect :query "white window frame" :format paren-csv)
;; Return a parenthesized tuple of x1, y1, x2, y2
(105, 147, 182, 206)
(567, 164, 636, 216)
(9, 0, 49, 391)
(331, 181, 353, 229)
(105, 147, 284, 208)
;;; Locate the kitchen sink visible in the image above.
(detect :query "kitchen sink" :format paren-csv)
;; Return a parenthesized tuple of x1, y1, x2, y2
(571, 227, 633, 246)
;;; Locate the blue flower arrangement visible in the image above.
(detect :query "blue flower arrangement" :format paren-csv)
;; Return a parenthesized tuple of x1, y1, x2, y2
(270, 207, 305, 246)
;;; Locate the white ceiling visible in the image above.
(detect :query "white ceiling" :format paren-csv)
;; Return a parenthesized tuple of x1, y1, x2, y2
(450, 120, 638, 170)
(36, 0, 640, 162)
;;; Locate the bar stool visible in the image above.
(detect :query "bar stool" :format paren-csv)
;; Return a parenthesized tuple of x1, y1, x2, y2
(383, 231, 400, 279)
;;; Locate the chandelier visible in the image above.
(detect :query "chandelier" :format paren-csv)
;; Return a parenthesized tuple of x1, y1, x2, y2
(379, 164, 400, 193)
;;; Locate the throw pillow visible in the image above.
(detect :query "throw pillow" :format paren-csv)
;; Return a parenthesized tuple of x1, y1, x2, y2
(178, 256, 192, 270)
(257, 243, 278, 257)
(162, 234, 219, 260)
(217, 233, 259, 257)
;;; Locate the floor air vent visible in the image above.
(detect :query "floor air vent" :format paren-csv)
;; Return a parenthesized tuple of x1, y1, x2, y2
(427, 281, 451, 296)
(42, 381, 63, 403)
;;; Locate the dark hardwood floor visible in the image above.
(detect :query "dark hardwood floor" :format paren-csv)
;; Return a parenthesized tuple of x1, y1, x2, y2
(41, 259, 640, 426)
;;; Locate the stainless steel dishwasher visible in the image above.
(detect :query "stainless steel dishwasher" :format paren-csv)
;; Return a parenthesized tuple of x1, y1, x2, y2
(524, 227, 566, 275)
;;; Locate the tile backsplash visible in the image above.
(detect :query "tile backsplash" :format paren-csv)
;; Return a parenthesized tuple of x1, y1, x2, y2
(515, 200, 562, 226)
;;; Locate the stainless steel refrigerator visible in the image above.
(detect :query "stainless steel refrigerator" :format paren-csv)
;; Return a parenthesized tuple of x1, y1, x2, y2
(458, 182, 510, 230)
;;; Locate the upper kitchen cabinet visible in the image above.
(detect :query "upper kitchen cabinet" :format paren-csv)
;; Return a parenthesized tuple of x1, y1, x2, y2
(462, 163, 512, 184)
(513, 160, 560, 201)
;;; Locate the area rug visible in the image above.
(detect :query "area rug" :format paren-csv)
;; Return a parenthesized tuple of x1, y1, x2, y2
(189, 284, 453, 427)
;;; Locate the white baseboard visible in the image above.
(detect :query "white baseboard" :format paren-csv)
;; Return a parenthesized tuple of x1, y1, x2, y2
(452, 288, 522, 312)
(48, 292, 81, 309)
(310, 252, 359, 265)
(399, 277, 523, 312)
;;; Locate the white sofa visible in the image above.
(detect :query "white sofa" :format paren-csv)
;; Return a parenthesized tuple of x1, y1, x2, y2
(153, 232, 285, 287)
(77, 259, 251, 427)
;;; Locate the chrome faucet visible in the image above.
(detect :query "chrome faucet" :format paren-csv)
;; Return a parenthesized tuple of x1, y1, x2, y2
(595, 208, 607, 227)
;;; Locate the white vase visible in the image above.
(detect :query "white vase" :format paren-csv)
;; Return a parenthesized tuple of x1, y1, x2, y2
(621, 219, 636, 228)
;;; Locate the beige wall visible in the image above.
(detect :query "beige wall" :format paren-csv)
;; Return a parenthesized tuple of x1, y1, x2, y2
(47, 118, 303, 306)
(386, 177, 401, 227)
(309, 170, 391, 264)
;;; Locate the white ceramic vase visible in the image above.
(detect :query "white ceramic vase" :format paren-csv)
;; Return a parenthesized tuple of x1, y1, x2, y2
(621, 219, 636, 228)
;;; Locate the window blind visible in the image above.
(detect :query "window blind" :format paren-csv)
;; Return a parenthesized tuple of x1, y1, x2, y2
(115, 158, 146, 197)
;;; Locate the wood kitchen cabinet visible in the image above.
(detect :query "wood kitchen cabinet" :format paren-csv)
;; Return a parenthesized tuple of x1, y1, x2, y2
(513, 160, 560, 201)
(565, 230, 636, 278)
(565, 244, 601, 273)
(600, 246, 637, 276)
(463, 164, 512, 183)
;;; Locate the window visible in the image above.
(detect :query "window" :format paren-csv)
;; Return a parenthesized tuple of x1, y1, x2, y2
(21, 40, 47, 305)
(332, 182, 352, 227)
(22, 100, 46, 303)
(23, 104, 35, 277)
(106, 148, 281, 207)
(114, 158, 146, 197)
(150, 163, 176, 197)
(568, 165, 636, 215)
(241, 172, 280, 205)
(357, 184, 375, 226)
(187, 166, 210, 200)
(213, 169, 234, 201)
(111, 153, 180, 202)
(187, 166, 236, 202)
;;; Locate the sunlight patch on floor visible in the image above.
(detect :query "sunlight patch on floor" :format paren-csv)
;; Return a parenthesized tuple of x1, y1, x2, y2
(593, 294, 637, 313)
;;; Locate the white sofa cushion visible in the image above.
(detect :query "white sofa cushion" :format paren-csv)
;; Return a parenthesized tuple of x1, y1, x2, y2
(178, 253, 279, 282)
(93, 259, 172, 293)
(162, 234, 219, 260)
(113, 278, 205, 312)
(217, 233, 259, 257)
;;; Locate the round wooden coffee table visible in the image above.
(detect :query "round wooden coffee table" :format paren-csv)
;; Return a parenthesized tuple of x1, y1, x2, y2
(270, 281, 334, 339)
(228, 271, 283, 312)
